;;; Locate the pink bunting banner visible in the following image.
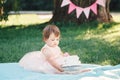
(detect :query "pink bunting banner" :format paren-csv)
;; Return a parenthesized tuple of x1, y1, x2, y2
(61, 0, 71, 7)
(68, 2, 76, 14)
(83, 7, 90, 19)
(96, 0, 105, 7)
(76, 7, 83, 18)
(90, 2, 97, 15)
(61, 0, 106, 19)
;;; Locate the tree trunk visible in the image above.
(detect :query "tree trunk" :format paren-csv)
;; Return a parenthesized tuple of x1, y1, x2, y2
(0, 0, 4, 16)
(0, 7, 3, 16)
(49, 0, 113, 24)
(97, 0, 113, 22)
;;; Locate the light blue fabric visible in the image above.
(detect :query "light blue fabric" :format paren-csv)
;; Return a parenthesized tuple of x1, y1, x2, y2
(0, 63, 120, 80)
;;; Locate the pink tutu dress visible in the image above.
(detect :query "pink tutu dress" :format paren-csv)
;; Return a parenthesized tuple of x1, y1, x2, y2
(19, 44, 64, 74)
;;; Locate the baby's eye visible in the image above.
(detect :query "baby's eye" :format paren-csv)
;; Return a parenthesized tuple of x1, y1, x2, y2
(51, 39, 55, 41)
(56, 39, 59, 41)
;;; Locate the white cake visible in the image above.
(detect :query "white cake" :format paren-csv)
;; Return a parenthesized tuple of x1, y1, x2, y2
(62, 55, 81, 67)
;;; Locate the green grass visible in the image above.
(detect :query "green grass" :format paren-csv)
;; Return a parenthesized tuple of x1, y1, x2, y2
(0, 14, 120, 66)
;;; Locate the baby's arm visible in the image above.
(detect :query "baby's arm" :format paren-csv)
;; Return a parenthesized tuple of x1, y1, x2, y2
(47, 57, 64, 72)
(42, 48, 64, 72)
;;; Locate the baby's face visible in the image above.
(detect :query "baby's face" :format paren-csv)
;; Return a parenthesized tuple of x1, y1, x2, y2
(45, 33, 60, 47)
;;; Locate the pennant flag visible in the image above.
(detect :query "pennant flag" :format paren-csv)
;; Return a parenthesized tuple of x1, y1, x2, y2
(76, 7, 83, 18)
(61, 0, 104, 19)
(83, 7, 90, 19)
(96, 0, 105, 7)
(90, 3, 97, 15)
(61, 0, 71, 7)
(68, 2, 76, 14)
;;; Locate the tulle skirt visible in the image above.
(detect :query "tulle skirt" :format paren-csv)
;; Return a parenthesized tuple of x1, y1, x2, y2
(19, 51, 59, 74)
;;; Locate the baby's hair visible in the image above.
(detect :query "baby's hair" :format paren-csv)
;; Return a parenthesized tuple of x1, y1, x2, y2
(43, 24, 60, 41)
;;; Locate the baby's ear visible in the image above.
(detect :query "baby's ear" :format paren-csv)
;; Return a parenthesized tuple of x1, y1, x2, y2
(43, 38, 47, 42)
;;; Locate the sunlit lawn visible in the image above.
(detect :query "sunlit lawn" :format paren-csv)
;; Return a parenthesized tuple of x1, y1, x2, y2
(111, 12, 120, 22)
(0, 12, 119, 27)
(0, 12, 120, 66)
(0, 14, 52, 27)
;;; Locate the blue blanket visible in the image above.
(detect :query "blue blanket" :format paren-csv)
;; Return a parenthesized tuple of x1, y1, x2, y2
(0, 63, 120, 80)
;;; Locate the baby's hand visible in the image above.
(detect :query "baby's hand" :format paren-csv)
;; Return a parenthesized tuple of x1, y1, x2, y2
(63, 52, 70, 57)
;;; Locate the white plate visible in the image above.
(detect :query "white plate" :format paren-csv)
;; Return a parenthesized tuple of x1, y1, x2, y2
(62, 65, 82, 71)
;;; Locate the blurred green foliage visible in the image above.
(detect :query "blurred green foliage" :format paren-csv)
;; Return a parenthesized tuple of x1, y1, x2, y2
(6, 0, 53, 11)
(110, 0, 120, 11)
